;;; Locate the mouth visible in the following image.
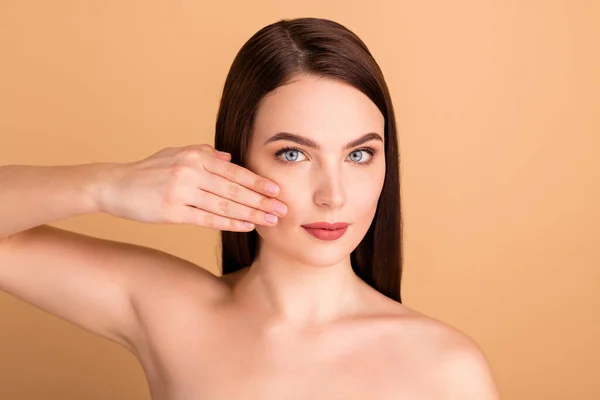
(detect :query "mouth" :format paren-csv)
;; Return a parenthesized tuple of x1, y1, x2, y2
(301, 222, 350, 241)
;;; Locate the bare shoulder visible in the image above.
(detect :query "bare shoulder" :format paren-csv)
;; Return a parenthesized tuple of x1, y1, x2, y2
(388, 304, 500, 399)
(0, 225, 230, 356)
(120, 245, 233, 348)
(129, 246, 231, 307)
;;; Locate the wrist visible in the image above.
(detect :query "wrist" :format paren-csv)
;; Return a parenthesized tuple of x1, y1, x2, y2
(80, 162, 125, 215)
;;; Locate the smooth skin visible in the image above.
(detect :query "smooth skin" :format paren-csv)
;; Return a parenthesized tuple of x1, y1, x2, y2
(0, 74, 499, 399)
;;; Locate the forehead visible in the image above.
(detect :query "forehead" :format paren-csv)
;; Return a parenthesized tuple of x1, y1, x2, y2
(252, 75, 384, 145)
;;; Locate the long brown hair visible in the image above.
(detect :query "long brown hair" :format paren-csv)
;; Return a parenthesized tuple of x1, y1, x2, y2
(214, 17, 403, 303)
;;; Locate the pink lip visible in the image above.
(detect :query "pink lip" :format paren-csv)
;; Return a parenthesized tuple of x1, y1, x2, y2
(301, 222, 349, 241)
(301, 222, 349, 230)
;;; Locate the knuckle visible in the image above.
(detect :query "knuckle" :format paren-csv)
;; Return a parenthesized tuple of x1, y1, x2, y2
(218, 198, 230, 215)
(226, 182, 242, 198)
(248, 207, 259, 222)
(254, 177, 264, 191)
(179, 148, 204, 163)
(225, 163, 238, 181)
(171, 164, 190, 179)
(203, 212, 214, 228)
(259, 195, 272, 210)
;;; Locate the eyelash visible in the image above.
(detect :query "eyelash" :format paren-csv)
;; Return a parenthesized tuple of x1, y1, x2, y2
(274, 146, 377, 167)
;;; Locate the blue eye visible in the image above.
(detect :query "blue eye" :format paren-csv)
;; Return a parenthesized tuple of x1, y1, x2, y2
(280, 148, 306, 163)
(274, 147, 377, 166)
(349, 150, 367, 163)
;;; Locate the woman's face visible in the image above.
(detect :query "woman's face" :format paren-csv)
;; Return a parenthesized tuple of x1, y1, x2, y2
(245, 74, 386, 267)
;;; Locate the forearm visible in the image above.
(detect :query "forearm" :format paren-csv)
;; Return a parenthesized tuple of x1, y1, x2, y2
(0, 163, 116, 239)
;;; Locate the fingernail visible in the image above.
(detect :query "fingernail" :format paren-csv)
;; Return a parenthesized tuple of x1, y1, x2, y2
(266, 183, 279, 194)
(217, 150, 230, 156)
(264, 214, 278, 223)
(243, 221, 255, 229)
(273, 203, 287, 215)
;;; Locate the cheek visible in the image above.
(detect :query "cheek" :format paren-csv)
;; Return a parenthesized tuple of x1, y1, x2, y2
(353, 176, 384, 217)
(268, 170, 311, 205)
(355, 190, 380, 216)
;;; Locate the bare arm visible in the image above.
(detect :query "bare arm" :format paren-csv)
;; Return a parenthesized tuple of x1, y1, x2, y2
(0, 163, 150, 352)
(0, 163, 110, 239)
(0, 145, 287, 354)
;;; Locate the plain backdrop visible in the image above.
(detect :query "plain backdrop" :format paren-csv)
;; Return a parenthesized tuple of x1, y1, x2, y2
(1, 1, 598, 399)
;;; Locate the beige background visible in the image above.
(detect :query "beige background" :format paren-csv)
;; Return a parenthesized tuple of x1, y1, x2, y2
(1, 1, 598, 399)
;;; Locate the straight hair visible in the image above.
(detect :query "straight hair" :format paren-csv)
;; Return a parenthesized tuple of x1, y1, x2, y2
(214, 17, 403, 302)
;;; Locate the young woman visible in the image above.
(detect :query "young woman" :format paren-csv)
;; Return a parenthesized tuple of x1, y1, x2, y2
(0, 17, 499, 399)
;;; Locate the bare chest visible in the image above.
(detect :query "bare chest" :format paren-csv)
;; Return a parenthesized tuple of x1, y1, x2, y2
(145, 343, 428, 400)
(137, 312, 436, 400)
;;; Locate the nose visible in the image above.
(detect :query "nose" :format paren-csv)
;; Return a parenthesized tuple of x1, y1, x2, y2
(312, 165, 347, 209)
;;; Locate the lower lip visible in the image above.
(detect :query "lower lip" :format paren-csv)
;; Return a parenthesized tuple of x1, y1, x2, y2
(302, 226, 348, 241)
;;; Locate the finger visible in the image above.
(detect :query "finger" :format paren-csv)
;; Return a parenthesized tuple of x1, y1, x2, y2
(184, 187, 279, 227)
(203, 156, 280, 197)
(200, 172, 287, 217)
(179, 206, 257, 232)
(215, 151, 231, 160)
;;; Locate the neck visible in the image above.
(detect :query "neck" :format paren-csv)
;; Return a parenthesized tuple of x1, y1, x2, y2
(232, 243, 364, 329)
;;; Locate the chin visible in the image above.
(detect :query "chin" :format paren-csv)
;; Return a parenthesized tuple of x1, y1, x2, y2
(288, 249, 351, 268)
(257, 225, 361, 266)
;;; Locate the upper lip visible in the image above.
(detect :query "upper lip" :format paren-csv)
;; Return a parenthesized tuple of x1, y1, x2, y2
(301, 222, 349, 230)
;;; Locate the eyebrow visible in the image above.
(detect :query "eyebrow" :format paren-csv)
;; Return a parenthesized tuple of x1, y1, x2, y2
(264, 132, 383, 150)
